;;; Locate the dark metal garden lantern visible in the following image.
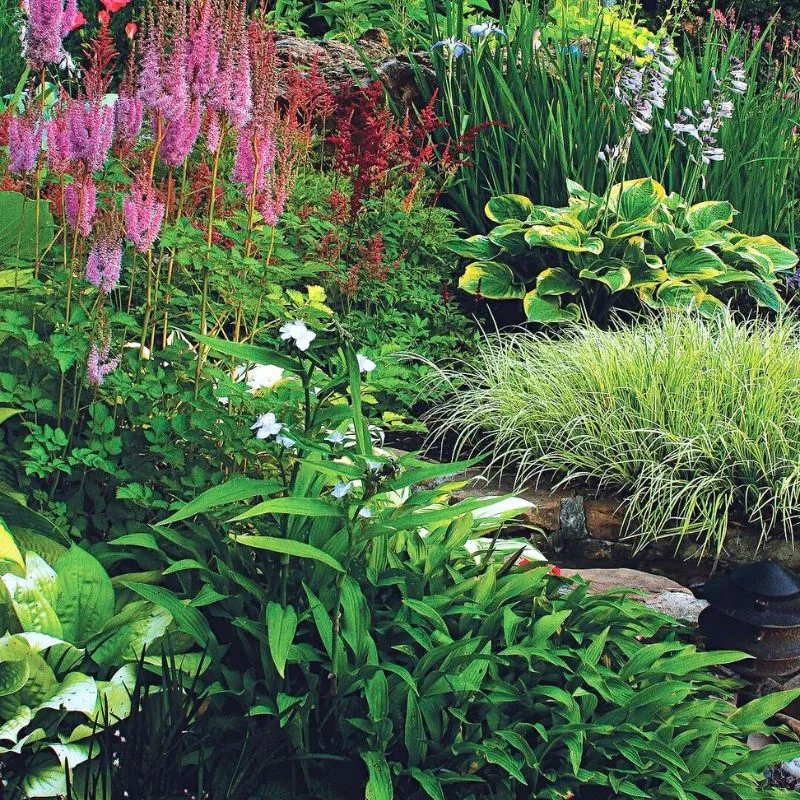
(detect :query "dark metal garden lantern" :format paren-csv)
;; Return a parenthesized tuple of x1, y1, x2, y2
(693, 561, 800, 678)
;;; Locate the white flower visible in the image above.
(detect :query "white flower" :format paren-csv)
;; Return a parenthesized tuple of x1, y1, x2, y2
(331, 481, 354, 499)
(468, 22, 506, 39)
(366, 459, 382, 475)
(325, 431, 346, 445)
(251, 412, 283, 439)
(279, 320, 316, 351)
(358, 507, 373, 519)
(356, 353, 377, 373)
(236, 363, 284, 392)
(276, 433, 295, 448)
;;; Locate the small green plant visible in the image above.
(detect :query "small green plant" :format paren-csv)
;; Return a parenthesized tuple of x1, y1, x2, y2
(452, 178, 798, 324)
(434, 311, 800, 558)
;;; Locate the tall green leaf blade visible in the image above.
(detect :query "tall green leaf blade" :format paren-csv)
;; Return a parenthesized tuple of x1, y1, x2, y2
(266, 602, 298, 678)
(231, 536, 344, 572)
(160, 478, 281, 525)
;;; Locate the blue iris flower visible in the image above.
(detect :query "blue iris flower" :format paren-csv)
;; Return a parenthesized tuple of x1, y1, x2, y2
(431, 37, 473, 58)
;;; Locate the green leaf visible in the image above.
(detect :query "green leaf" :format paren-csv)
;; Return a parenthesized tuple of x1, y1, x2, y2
(0, 518, 24, 569)
(121, 583, 218, 655)
(665, 248, 725, 280)
(231, 536, 344, 572)
(0, 408, 21, 425)
(266, 602, 298, 678)
(742, 235, 799, 272)
(529, 225, 599, 253)
(446, 235, 501, 261)
(3, 575, 62, 637)
(37, 672, 98, 715)
(611, 178, 666, 220)
(0, 494, 69, 547)
(606, 219, 658, 239)
(458, 261, 524, 300)
(685, 200, 736, 231)
(229, 496, 344, 522)
(523, 290, 581, 323)
(656, 280, 703, 308)
(408, 768, 444, 800)
(189, 332, 296, 371)
(405, 693, 426, 766)
(728, 689, 800, 733)
(536, 267, 580, 296)
(485, 194, 534, 223)
(160, 477, 281, 525)
(87, 600, 173, 668)
(0, 191, 54, 262)
(362, 750, 393, 800)
(487, 223, 527, 253)
(54, 546, 114, 645)
(746, 280, 784, 312)
(579, 266, 631, 293)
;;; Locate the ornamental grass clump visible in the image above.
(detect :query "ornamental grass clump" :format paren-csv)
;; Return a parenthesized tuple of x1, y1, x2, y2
(434, 312, 800, 557)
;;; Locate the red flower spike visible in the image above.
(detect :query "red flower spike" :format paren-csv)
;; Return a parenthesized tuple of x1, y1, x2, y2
(98, 9, 110, 25)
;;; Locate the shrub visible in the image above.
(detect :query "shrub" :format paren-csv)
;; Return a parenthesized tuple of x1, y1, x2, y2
(434, 311, 800, 557)
(452, 178, 798, 325)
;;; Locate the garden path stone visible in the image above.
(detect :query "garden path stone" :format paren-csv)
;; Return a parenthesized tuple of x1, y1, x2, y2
(558, 567, 708, 623)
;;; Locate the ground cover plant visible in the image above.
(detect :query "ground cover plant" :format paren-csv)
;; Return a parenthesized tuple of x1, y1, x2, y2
(434, 312, 800, 559)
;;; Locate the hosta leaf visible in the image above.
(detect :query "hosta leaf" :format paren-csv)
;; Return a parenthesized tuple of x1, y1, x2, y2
(656, 281, 703, 308)
(266, 602, 297, 678)
(3, 576, 62, 638)
(0, 659, 30, 698)
(20, 760, 67, 798)
(0, 191, 54, 262)
(536, 267, 580, 296)
(24, 553, 59, 608)
(458, 261, 524, 300)
(486, 224, 527, 253)
(740, 235, 799, 272)
(628, 262, 667, 288)
(523, 290, 581, 323)
(747, 279, 784, 312)
(485, 194, 534, 223)
(684, 200, 736, 231)
(36, 672, 98, 715)
(0, 705, 31, 742)
(0, 653, 56, 719)
(611, 178, 667, 220)
(606, 219, 658, 239)
(579, 266, 631, 293)
(0, 269, 33, 289)
(446, 235, 500, 261)
(695, 292, 727, 318)
(0, 518, 23, 570)
(709, 269, 760, 285)
(529, 225, 600, 253)
(54, 546, 114, 644)
(566, 179, 602, 203)
(665, 248, 725, 280)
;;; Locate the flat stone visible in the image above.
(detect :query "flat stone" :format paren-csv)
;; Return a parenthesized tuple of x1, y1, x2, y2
(643, 590, 708, 624)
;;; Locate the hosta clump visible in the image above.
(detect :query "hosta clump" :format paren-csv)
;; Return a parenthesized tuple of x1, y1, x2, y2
(0, 518, 201, 797)
(453, 177, 798, 324)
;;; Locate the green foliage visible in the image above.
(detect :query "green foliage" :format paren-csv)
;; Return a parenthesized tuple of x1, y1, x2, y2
(435, 311, 800, 557)
(453, 178, 798, 324)
(418, 2, 800, 243)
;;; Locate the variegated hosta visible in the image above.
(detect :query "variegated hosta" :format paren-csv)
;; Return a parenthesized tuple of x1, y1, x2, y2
(0, 522, 200, 797)
(451, 177, 799, 323)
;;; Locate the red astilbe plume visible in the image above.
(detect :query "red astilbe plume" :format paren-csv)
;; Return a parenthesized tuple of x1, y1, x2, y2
(82, 21, 117, 101)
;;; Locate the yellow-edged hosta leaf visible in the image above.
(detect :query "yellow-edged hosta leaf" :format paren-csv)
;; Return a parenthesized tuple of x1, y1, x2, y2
(0, 519, 24, 570)
(747, 280, 784, 312)
(536, 267, 580, 296)
(523, 290, 581, 323)
(739, 235, 799, 272)
(485, 194, 534, 223)
(579, 266, 631, 293)
(458, 262, 524, 300)
(656, 280, 703, 307)
(685, 200, 736, 231)
(610, 178, 667, 220)
(446, 235, 500, 261)
(665, 248, 725, 280)
(606, 219, 658, 239)
(487, 223, 527, 253)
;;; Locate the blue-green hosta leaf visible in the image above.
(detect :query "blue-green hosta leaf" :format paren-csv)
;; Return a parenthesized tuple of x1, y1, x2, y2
(536, 267, 580, 296)
(665, 248, 725, 280)
(485, 194, 534, 223)
(486, 223, 527, 254)
(610, 178, 667, 220)
(266, 602, 297, 678)
(446, 235, 500, 261)
(746, 280, 784, 312)
(54, 547, 114, 645)
(523, 290, 581, 323)
(684, 200, 736, 231)
(579, 266, 631, 293)
(458, 261, 525, 300)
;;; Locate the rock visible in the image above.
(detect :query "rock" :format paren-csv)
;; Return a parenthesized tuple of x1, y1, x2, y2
(559, 567, 708, 622)
(274, 31, 433, 112)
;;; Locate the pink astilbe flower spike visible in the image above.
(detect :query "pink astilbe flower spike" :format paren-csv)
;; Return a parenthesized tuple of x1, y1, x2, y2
(156, 5, 189, 122)
(205, 108, 222, 153)
(210, 0, 251, 129)
(138, 10, 163, 111)
(232, 129, 276, 195)
(65, 174, 96, 236)
(123, 174, 165, 252)
(159, 99, 202, 167)
(66, 99, 115, 172)
(86, 334, 120, 386)
(186, 0, 219, 100)
(85, 234, 122, 293)
(45, 103, 71, 173)
(115, 90, 143, 147)
(8, 114, 41, 173)
(22, 0, 78, 69)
